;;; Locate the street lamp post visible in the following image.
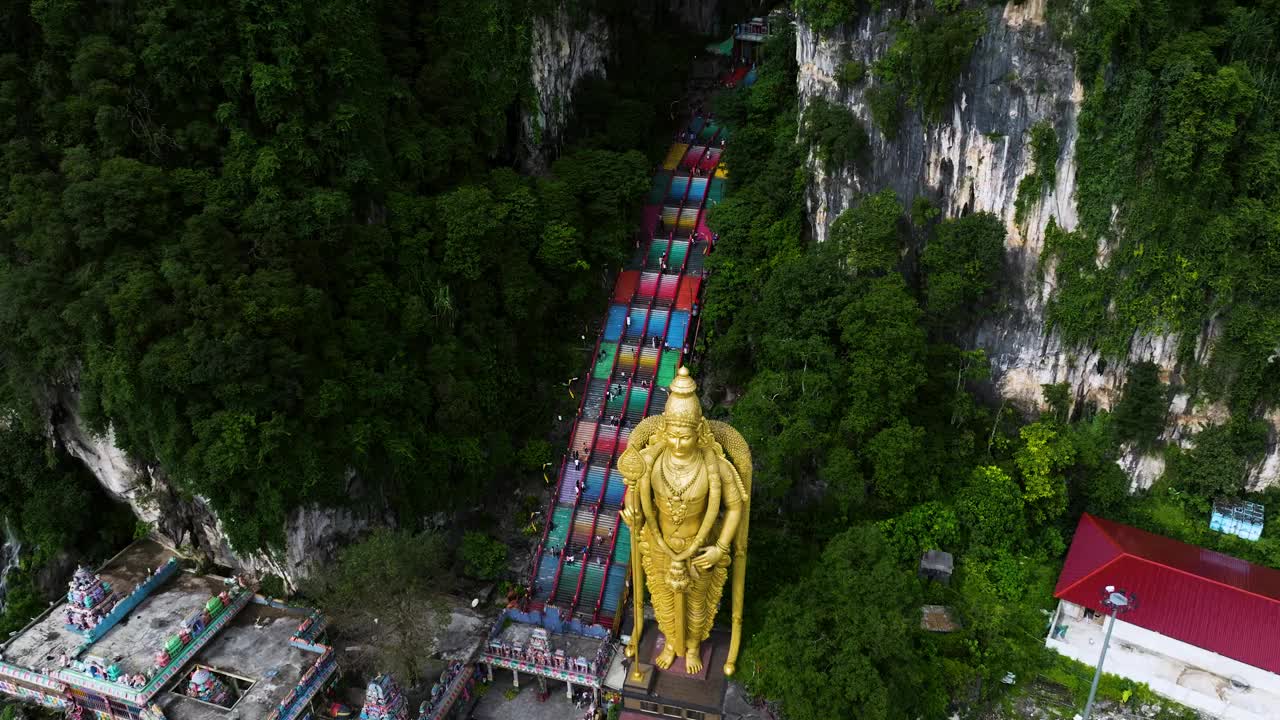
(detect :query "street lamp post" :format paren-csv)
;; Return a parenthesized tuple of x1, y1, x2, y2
(1082, 585, 1138, 720)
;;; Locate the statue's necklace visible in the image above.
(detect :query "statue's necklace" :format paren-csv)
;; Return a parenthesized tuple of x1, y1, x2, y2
(661, 454, 699, 525)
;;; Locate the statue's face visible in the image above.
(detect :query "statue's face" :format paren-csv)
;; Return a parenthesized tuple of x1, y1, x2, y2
(666, 423, 698, 459)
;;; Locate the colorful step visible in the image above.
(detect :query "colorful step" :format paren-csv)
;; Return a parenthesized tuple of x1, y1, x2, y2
(613, 271, 639, 302)
(666, 310, 690, 343)
(603, 304, 627, 341)
(647, 171, 672, 205)
(657, 354, 680, 387)
(662, 144, 688, 170)
(667, 175, 690, 203)
(529, 118, 729, 625)
(593, 343, 617, 379)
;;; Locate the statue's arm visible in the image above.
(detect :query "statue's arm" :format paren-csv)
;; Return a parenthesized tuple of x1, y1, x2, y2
(714, 505, 741, 554)
(715, 462, 743, 551)
(695, 459, 743, 569)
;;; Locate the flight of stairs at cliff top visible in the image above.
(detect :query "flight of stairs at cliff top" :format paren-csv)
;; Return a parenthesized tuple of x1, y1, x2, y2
(529, 118, 726, 624)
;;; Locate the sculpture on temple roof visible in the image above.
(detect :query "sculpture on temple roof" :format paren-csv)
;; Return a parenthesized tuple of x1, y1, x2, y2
(360, 675, 408, 720)
(186, 667, 232, 706)
(64, 566, 119, 633)
(617, 366, 751, 677)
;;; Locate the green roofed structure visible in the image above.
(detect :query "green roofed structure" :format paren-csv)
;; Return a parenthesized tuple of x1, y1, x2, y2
(706, 36, 734, 56)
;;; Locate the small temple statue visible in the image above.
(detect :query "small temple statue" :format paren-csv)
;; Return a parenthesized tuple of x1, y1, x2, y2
(360, 675, 408, 720)
(64, 566, 119, 633)
(617, 366, 751, 677)
(186, 667, 232, 706)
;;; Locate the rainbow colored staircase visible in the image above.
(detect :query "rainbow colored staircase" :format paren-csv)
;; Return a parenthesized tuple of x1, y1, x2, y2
(529, 114, 725, 627)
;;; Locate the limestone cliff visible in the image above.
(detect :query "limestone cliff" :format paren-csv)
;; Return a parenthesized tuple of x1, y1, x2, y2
(521, 3, 610, 172)
(0, 521, 20, 614)
(796, 0, 1276, 489)
(666, 0, 724, 35)
(45, 385, 373, 589)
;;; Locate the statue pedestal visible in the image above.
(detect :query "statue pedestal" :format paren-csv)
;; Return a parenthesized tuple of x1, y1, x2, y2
(620, 629, 730, 718)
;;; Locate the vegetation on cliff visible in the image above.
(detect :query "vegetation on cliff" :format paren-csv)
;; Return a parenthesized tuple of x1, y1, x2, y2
(705, 26, 1073, 718)
(708, 7, 1280, 716)
(0, 0, 691, 551)
(1051, 0, 1280, 416)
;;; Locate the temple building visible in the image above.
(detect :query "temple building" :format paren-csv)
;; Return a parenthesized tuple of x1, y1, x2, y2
(479, 608, 613, 708)
(1047, 514, 1280, 720)
(0, 539, 338, 720)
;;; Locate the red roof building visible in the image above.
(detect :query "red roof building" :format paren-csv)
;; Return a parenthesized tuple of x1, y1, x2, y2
(1055, 514, 1280, 675)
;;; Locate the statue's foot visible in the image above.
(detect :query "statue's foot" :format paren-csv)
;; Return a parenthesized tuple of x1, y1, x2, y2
(654, 642, 678, 669)
(684, 646, 702, 675)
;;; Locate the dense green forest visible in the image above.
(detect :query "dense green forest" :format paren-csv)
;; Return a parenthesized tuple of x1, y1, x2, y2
(3, 0, 1280, 718)
(0, 0, 706, 552)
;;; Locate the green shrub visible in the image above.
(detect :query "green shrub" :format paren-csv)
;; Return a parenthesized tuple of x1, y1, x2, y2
(829, 189, 903, 273)
(1014, 121, 1059, 224)
(794, 0, 861, 32)
(869, 12, 985, 136)
(1080, 461, 1131, 516)
(461, 531, 509, 580)
(836, 60, 866, 88)
(1165, 419, 1268, 499)
(1111, 362, 1168, 451)
(517, 439, 552, 472)
(1041, 382, 1071, 423)
(866, 85, 904, 137)
(800, 96, 870, 171)
(920, 212, 1007, 326)
(258, 574, 287, 599)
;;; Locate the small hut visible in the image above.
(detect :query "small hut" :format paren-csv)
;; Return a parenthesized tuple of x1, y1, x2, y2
(918, 550, 954, 584)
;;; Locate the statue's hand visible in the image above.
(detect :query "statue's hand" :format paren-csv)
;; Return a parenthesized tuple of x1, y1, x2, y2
(692, 545, 724, 571)
(620, 505, 640, 529)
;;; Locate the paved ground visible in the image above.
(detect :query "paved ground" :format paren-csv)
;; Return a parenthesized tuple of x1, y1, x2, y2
(469, 672, 592, 720)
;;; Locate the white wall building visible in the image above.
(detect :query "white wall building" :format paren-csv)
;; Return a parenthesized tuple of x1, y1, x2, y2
(1047, 515, 1280, 720)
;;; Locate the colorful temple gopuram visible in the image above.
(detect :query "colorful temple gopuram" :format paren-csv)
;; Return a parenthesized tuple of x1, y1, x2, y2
(359, 675, 408, 720)
(0, 539, 338, 720)
(64, 566, 121, 634)
(184, 667, 233, 707)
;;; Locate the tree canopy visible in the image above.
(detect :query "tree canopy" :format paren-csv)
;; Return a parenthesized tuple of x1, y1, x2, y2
(0, 0, 660, 551)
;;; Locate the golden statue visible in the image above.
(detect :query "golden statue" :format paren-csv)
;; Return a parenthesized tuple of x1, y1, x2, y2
(617, 366, 751, 677)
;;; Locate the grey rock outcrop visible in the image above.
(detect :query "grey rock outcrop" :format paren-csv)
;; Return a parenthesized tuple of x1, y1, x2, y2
(521, 3, 610, 172)
(46, 383, 373, 589)
(0, 520, 21, 614)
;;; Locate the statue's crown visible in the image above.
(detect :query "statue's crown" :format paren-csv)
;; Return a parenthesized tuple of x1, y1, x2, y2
(662, 366, 703, 426)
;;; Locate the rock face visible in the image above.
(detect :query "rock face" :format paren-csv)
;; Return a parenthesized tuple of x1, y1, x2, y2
(520, 0, 743, 171)
(46, 384, 373, 589)
(666, 0, 723, 35)
(521, 3, 610, 172)
(796, 1, 1277, 489)
(0, 520, 21, 614)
